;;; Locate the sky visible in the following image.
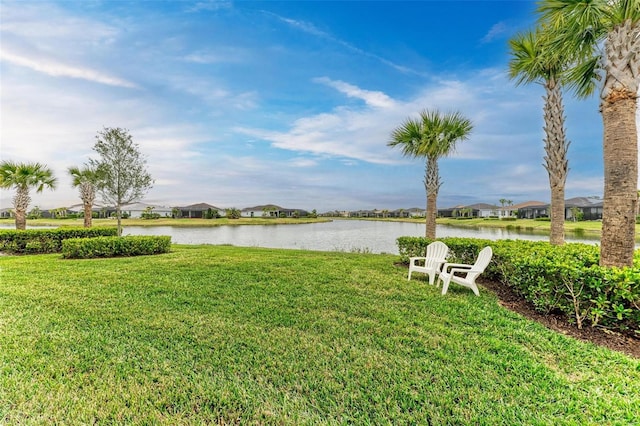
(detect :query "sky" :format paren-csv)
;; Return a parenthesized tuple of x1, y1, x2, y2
(0, 0, 610, 213)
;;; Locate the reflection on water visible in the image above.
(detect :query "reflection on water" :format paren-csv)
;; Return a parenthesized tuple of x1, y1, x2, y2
(122, 220, 602, 254)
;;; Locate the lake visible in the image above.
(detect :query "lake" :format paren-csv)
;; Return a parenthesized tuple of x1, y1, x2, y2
(122, 220, 601, 254)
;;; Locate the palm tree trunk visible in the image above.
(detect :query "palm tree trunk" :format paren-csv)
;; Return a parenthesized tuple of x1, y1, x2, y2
(424, 156, 440, 239)
(600, 95, 638, 267)
(80, 183, 95, 228)
(83, 202, 92, 228)
(543, 77, 569, 246)
(550, 186, 565, 245)
(13, 186, 30, 230)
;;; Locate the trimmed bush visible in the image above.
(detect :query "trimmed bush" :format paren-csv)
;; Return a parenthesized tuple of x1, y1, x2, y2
(0, 227, 118, 254)
(397, 236, 640, 334)
(62, 235, 171, 259)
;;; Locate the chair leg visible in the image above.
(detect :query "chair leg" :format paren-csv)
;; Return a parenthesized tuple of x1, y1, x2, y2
(440, 276, 450, 295)
(428, 271, 435, 286)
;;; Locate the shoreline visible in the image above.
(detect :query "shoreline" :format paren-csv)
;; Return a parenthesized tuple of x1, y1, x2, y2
(2, 216, 636, 240)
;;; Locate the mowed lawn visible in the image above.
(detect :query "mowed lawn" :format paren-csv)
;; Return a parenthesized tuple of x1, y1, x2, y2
(1, 245, 638, 424)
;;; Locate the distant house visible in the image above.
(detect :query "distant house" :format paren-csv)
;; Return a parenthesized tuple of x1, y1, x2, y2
(500, 201, 545, 218)
(438, 203, 499, 218)
(121, 202, 173, 219)
(348, 210, 371, 218)
(518, 202, 549, 219)
(517, 197, 603, 220)
(241, 204, 308, 218)
(175, 203, 223, 218)
(438, 205, 465, 218)
(390, 209, 411, 218)
(0, 208, 12, 219)
(565, 197, 603, 220)
(465, 203, 500, 218)
(405, 208, 426, 217)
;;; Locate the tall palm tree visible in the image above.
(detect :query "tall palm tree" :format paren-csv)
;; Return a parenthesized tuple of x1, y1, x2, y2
(388, 110, 473, 239)
(509, 29, 570, 246)
(68, 165, 102, 228)
(539, 0, 640, 267)
(0, 161, 57, 230)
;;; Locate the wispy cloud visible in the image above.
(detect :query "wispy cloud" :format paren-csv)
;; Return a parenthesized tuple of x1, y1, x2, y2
(185, 1, 233, 13)
(314, 77, 396, 108)
(267, 12, 425, 76)
(183, 47, 248, 64)
(1, 49, 138, 88)
(481, 22, 509, 43)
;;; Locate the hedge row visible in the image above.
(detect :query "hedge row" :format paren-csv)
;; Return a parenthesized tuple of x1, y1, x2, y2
(397, 236, 640, 334)
(0, 227, 118, 254)
(61, 236, 171, 259)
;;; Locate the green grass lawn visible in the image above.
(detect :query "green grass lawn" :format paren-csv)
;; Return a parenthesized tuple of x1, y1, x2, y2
(435, 217, 606, 235)
(1, 246, 638, 424)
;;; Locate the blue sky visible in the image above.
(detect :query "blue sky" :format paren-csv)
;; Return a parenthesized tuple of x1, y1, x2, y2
(1, 0, 607, 212)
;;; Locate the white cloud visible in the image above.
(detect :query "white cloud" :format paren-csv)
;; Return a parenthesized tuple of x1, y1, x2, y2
(289, 158, 318, 168)
(268, 12, 424, 76)
(182, 47, 249, 64)
(482, 22, 509, 43)
(185, 1, 233, 13)
(239, 70, 548, 167)
(314, 77, 396, 108)
(1, 49, 138, 89)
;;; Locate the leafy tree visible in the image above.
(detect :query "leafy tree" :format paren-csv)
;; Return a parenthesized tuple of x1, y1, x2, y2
(89, 127, 153, 236)
(0, 161, 57, 229)
(28, 206, 42, 220)
(226, 207, 241, 219)
(509, 29, 570, 246)
(141, 206, 161, 220)
(68, 165, 102, 228)
(388, 110, 473, 238)
(538, 0, 640, 266)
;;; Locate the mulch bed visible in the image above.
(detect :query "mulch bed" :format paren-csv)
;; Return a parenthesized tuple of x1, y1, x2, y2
(479, 278, 640, 359)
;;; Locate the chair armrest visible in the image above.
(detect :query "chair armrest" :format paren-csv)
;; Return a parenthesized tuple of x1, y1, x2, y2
(409, 257, 425, 266)
(442, 263, 473, 272)
(448, 267, 482, 276)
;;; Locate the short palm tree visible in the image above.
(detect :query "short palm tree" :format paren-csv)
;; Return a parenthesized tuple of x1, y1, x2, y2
(0, 161, 57, 230)
(539, 0, 640, 267)
(388, 110, 473, 239)
(509, 29, 570, 246)
(68, 165, 102, 228)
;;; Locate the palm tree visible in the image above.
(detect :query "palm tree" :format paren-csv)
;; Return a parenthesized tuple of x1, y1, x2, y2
(388, 110, 473, 239)
(68, 165, 102, 228)
(0, 161, 57, 230)
(509, 29, 570, 246)
(539, 0, 640, 267)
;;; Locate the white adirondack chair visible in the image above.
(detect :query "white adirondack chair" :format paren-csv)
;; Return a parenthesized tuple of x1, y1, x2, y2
(438, 246, 493, 296)
(408, 241, 449, 285)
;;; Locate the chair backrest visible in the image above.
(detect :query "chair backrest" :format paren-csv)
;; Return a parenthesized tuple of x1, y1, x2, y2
(472, 246, 493, 272)
(425, 241, 449, 262)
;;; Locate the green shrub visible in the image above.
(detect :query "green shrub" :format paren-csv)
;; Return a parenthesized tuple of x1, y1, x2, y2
(396, 236, 640, 334)
(500, 217, 517, 221)
(0, 227, 118, 254)
(61, 235, 171, 259)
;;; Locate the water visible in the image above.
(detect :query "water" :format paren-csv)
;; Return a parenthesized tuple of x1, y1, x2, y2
(121, 220, 601, 254)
